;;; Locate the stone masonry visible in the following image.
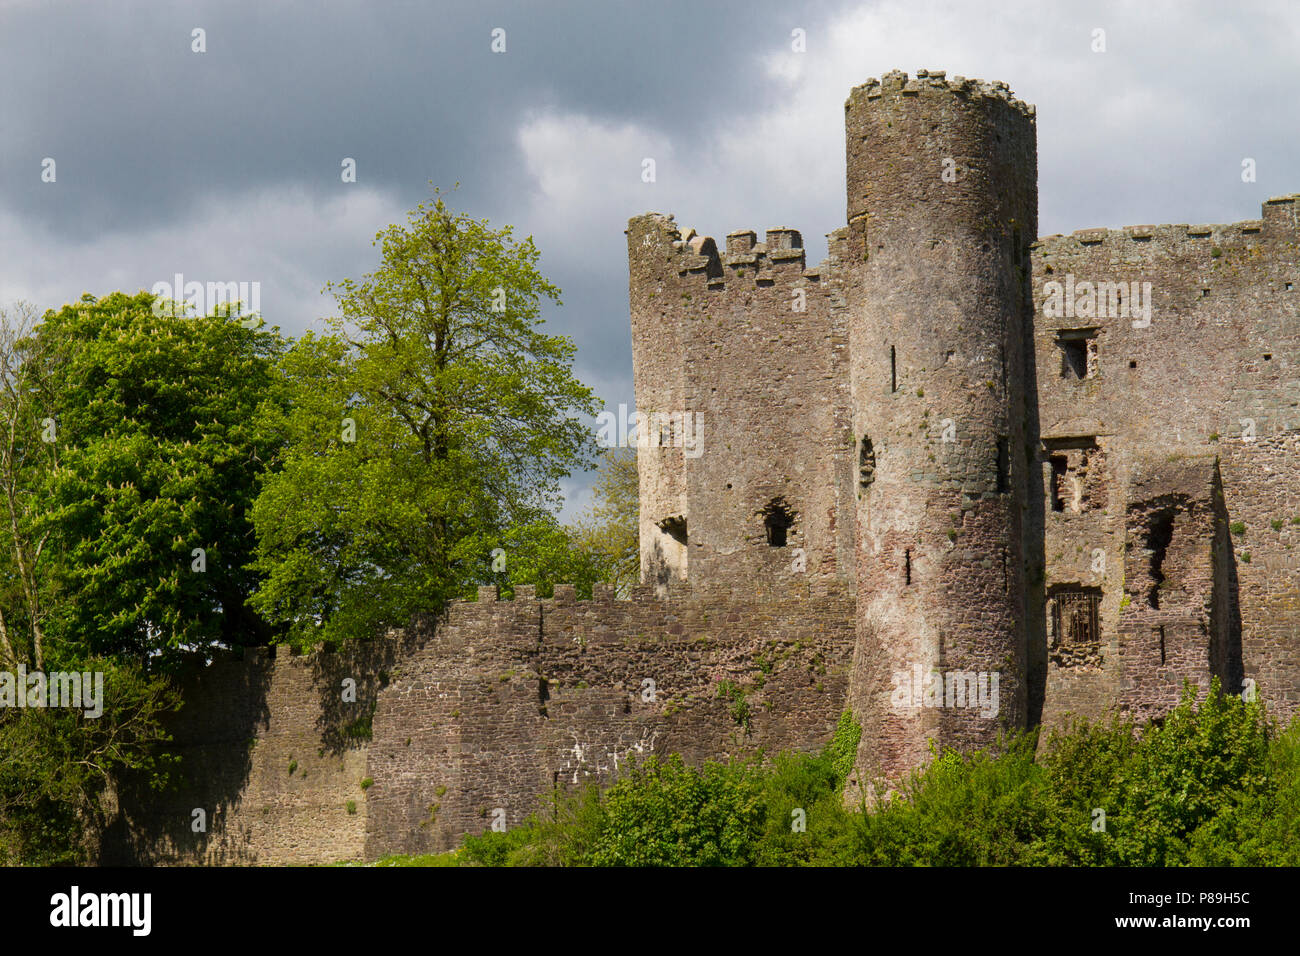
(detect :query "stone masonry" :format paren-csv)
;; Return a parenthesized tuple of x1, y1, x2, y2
(107, 71, 1300, 863)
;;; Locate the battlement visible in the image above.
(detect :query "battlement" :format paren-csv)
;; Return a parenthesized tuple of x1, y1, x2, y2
(846, 69, 1036, 120)
(628, 213, 824, 294)
(1034, 195, 1300, 255)
(451, 578, 853, 609)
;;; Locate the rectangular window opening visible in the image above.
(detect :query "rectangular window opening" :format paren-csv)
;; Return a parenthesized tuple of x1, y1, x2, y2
(1056, 329, 1097, 381)
(1050, 587, 1102, 648)
(1049, 456, 1067, 512)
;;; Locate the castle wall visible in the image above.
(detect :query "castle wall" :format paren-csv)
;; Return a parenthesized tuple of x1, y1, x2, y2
(1031, 196, 1300, 729)
(626, 214, 855, 592)
(101, 639, 403, 865)
(102, 74, 1300, 863)
(364, 582, 854, 857)
(108, 585, 854, 864)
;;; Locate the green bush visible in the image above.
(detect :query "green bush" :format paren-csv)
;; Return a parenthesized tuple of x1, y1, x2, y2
(431, 684, 1292, 867)
(852, 732, 1048, 866)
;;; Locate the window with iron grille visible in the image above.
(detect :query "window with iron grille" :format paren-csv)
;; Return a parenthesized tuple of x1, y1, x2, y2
(1051, 588, 1101, 647)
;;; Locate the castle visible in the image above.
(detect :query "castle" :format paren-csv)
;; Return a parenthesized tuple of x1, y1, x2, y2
(106, 72, 1300, 864)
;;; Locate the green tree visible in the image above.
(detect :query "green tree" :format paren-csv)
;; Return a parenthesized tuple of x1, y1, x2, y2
(569, 446, 639, 596)
(0, 294, 252, 863)
(31, 291, 287, 661)
(0, 301, 62, 669)
(0, 660, 179, 865)
(250, 192, 601, 644)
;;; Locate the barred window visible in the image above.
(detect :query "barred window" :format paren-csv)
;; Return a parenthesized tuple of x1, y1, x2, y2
(1051, 588, 1101, 647)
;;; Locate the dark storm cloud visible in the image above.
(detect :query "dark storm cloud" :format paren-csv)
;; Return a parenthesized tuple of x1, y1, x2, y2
(3, 0, 1297, 517)
(0, 0, 829, 236)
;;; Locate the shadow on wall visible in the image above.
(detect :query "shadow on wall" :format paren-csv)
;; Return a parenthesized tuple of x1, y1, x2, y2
(1212, 463, 1245, 695)
(312, 621, 429, 755)
(1022, 254, 1047, 731)
(98, 651, 273, 865)
(648, 532, 673, 594)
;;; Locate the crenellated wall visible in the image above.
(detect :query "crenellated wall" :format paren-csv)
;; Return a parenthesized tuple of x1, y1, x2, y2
(1031, 195, 1300, 734)
(108, 583, 855, 864)
(626, 214, 856, 594)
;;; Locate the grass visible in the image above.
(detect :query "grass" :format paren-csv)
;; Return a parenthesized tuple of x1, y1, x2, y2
(332, 849, 466, 867)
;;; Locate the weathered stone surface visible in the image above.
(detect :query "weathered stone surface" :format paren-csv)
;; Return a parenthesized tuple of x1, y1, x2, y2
(106, 71, 1300, 863)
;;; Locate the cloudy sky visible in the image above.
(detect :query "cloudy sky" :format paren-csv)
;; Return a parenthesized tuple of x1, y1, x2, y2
(3, 0, 1296, 516)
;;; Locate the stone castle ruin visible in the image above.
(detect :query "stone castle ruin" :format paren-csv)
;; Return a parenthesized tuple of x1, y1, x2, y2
(107, 72, 1300, 864)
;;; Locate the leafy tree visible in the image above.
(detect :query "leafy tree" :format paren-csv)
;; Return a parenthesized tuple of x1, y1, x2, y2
(852, 733, 1048, 866)
(569, 446, 639, 596)
(1188, 717, 1300, 865)
(31, 292, 287, 661)
(0, 659, 179, 865)
(490, 517, 606, 599)
(584, 755, 766, 866)
(1093, 680, 1270, 865)
(0, 293, 261, 862)
(250, 192, 601, 644)
(0, 301, 63, 669)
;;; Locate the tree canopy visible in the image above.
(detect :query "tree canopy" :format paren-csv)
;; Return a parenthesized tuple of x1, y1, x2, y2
(249, 193, 602, 644)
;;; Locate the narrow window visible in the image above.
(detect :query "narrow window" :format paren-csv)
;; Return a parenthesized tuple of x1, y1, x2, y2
(1056, 329, 1097, 381)
(1061, 338, 1087, 379)
(904, 548, 912, 585)
(1157, 625, 1166, 665)
(859, 436, 876, 489)
(890, 346, 897, 393)
(996, 437, 1009, 494)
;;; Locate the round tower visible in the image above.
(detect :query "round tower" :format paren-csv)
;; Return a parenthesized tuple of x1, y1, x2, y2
(842, 71, 1038, 791)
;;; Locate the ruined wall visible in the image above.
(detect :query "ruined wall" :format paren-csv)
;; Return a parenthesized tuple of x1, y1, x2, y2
(1031, 195, 1300, 730)
(841, 71, 1039, 786)
(109, 585, 854, 864)
(103, 639, 407, 866)
(365, 582, 854, 857)
(105, 74, 1300, 865)
(626, 214, 855, 594)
